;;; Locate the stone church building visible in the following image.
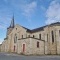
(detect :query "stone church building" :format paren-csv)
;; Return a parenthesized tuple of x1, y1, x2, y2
(1, 17, 60, 55)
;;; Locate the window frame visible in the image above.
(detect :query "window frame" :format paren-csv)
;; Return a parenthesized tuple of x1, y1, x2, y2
(51, 31, 54, 43)
(37, 41, 39, 48)
(39, 34, 41, 40)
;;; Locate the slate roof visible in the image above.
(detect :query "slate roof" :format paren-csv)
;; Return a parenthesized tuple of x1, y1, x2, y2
(29, 26, 46, 33)
(14, 22, 60, 33)
(48, 22, 60, 26)
(26, 22, 60, 33)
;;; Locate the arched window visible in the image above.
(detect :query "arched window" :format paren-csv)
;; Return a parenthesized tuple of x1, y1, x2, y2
(47, 34, 48, 42)
(39, 34, 41, 39)
(28, 35, 30, 37)
(59, 30, 60, 36)
(14, 34, 17, 43)
(37, 41, 39, 48)
(51, 31, 54, 43)
(16, 28, 17, 30)
(33, 35, 35, 38)
(22, 35, 23, 38)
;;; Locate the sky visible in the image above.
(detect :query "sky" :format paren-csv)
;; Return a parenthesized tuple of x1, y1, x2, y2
(0, 0, 60, 44)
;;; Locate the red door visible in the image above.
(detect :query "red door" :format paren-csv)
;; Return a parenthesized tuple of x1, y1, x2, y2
(23, 44, 25, 52)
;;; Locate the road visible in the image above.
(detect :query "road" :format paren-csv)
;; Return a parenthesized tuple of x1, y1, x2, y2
(0, 52, 60, 60)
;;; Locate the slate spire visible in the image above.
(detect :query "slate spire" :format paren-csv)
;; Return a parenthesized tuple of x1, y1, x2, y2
(10, 14, 15, 28)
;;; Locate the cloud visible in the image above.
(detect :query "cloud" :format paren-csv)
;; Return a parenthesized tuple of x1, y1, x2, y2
(45, 0, 60, 24)
(0, 14, 12, 30)
(0, 2, 13, 30)
(0, 0, 37, 29)
(21, 1, 37, 21)
(1, 6, 14, 27)
(40, 6, 46, 12)
(0, 39, 3, 44)
(9, 0, 37, 22)
(0, 25, 6, 29)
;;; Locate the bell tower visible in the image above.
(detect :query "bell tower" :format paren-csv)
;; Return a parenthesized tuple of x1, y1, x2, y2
(7, 15, 15, 35)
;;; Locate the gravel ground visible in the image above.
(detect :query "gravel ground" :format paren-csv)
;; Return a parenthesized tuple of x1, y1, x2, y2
(0, 52, 60, 60)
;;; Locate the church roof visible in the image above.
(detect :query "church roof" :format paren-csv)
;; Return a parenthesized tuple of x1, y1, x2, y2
(26, 22, 60, 33)
(48, 22, 60, 26)
(7, 20, 60, 33)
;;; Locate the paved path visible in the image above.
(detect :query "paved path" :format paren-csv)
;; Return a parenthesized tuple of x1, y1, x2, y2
(0, 52, 60, 60)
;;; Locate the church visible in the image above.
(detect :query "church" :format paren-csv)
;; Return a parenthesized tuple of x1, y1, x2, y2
(1, 17, 60, 55)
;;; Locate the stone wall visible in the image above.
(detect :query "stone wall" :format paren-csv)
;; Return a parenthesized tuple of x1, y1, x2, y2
(1, 23, 60, 55)
(7, 24, 27, 53)
(44, 25, 60, 54)
(17, 38, 45, 55)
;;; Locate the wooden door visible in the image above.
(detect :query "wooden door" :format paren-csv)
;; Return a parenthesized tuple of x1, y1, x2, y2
(23, 44, 25, 52)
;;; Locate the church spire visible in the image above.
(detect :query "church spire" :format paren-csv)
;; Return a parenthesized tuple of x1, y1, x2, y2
(7, 14, 15, 35)
(10, 14, 15, 28)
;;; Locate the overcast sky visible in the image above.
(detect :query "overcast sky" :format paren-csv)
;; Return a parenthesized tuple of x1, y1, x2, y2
(0, 0, 60, 44)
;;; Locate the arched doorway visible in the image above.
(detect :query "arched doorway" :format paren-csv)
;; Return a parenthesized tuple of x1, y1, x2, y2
(23, 44, 25, 52)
